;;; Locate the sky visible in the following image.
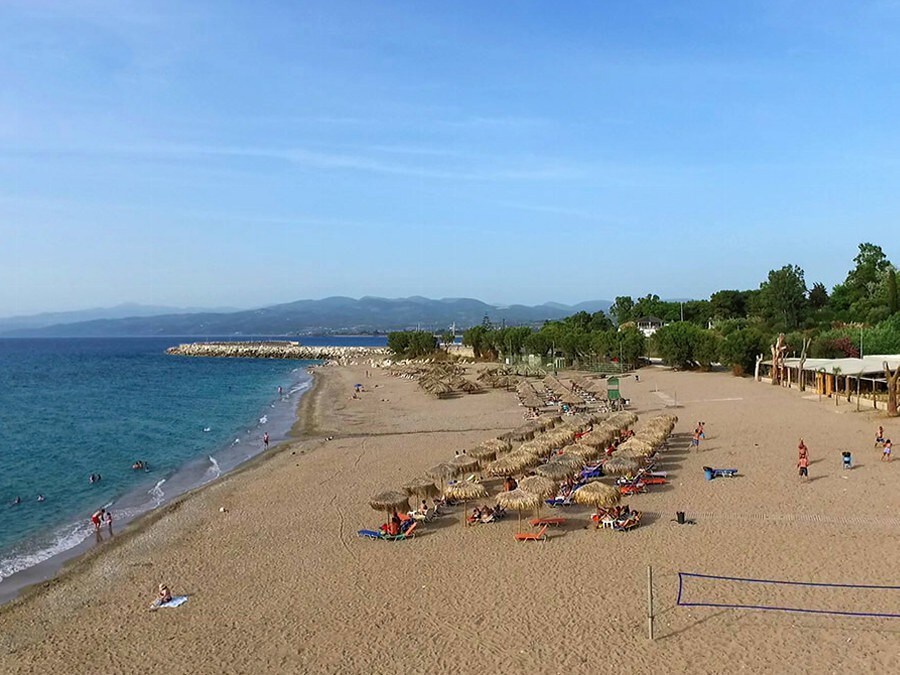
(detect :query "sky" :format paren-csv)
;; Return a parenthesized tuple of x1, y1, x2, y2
(2, 1, 900, 317)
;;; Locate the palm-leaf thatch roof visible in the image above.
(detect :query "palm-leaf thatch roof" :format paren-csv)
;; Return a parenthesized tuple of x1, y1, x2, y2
(426, 462, 459, 480)
(486, 452, 540, 476)
(548, 453, 583, 471)
(517, 475, 557, 499)
(495, 488, 541, 512)
(572, 481, 621, 508)
(535, 461, 578, 481)
(562, 443, 602, 462)
(369, 490, 410, 513)
(603, 456, 642, 476)
(444, 480, 487, 501)
(449, 454, 480, 472)
(403, 477, 439, 499)
(467, 445, 497, 462)
(480, 438, 512, 454)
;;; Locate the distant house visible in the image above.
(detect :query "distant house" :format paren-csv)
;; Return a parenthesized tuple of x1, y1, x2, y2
(635, 316, 665, 337)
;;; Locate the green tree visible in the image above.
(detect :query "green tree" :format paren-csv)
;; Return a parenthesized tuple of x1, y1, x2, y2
(682, 300, 712, 326)
(616, 327, 646, 368)
(588, 311, 613, 332)
(808, 282, 829, 309)
(757, 264, 808, 329)
(719, 327, 769, 376)
(888, 269, 898, 315)
(387, 331, 438, 358)
(709, 290, 749, 319)
(653, 322, 718, 370)
(610, 296, 635, 325)
(831, 243, 892, 322)
(632, 294, 666, 320)
(462, 325, 495, 359)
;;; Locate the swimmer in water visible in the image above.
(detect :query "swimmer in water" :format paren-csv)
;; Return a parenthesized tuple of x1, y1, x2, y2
(37, 494, 45, 502)
(12, 496, 21, 506)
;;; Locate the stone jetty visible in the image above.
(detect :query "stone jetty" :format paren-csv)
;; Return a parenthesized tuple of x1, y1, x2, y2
(166, 341, 390, 363)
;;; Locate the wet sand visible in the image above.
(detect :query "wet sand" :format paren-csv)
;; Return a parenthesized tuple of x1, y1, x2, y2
(1, 363, 898, 674)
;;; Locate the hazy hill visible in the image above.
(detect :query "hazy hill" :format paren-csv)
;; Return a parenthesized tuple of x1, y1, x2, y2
(0, 303, 241, 334)
(1, 297, 613, 337)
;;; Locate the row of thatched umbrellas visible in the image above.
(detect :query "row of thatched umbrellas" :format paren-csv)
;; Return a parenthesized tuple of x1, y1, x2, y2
(542, 375, 586, 408)
(570, 375, 608, 398)
(369, 410, 645, 531)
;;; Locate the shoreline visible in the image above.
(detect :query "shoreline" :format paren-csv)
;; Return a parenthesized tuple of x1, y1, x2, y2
(0, 365, 323, 608)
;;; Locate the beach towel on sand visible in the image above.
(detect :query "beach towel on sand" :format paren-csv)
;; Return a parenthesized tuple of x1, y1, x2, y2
(157, 596, 189, 609)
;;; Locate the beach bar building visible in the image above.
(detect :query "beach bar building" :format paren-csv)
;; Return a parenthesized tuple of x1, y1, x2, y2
(759, 354, 900, 410)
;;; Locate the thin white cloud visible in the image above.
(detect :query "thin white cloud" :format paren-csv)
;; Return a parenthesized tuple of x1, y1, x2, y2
(0, 141, 587, 182)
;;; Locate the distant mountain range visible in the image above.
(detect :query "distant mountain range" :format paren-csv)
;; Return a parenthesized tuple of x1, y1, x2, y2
(0, 303, 242, 334)
(0, 297, 613, 337)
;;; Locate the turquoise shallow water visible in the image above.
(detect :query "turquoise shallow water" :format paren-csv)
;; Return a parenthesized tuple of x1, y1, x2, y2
(0, 337, 323, 583)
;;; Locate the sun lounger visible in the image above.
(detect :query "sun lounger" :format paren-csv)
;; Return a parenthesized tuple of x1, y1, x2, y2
(529, 517, 566, 527)
(358, 522, 419, 541)
(515, 524, 549, 542)
(619, 483, 646, 495)
(703, 467, 738, 480)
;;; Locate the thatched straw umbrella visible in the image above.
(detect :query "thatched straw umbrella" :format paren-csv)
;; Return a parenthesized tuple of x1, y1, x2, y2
(617, 438, 656, 457)
(369, 490, 410, 526)
(573, 481, 621, 524)
(403, 477, 439, 507)
(563, 443, 602, 463)
(481, 438, 512, 455)
(486, 452, 539, 477)
(517, 475, 557, 499)
(603, 456, 642, 476)
(445, 480, 488, 526)
(467, 445, 497, 464)
(517, 474, 557, 518)
(536, 460, 578, 482)
(495, 488, 541, 532)
(426, 462, 459, 495)
(549, 454, 583, 471)
(450, 454, 480, 477)
(572, 481, 621, 508)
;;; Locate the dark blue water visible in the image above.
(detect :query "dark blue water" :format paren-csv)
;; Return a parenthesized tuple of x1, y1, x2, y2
(0, 336, 385, 584)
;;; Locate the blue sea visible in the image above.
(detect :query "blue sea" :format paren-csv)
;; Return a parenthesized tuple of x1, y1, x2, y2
(0, 336, 385, 595)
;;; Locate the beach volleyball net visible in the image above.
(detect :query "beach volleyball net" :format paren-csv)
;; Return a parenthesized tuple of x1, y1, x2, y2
(676, 572, 900, 619)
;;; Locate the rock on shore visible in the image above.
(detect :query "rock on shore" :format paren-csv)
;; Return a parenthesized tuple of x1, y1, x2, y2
(166, 341, 390, 364)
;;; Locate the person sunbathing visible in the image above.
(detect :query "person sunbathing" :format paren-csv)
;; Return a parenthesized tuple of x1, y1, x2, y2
(480, 507, 495, 523)
(149, 583, 172, 610)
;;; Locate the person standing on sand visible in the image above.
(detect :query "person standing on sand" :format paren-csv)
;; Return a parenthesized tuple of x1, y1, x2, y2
(875, 426, 885, 447)
(797, 439, 810, 480)
(882, 439, 892, 462)
(690, 428, 701, 450)
(91, 508, 105, 532)
(105, 510, 113, 535)
(263, 432, 269, 450)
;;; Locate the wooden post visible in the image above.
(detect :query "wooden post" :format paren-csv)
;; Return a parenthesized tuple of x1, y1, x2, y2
(647, 565, 654, 640)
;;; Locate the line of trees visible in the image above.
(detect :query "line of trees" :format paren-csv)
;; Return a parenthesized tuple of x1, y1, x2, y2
(389, 241, 899, 385)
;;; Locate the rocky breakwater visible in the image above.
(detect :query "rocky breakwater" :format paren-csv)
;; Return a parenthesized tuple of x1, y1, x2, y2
(166, 341, 390, 364)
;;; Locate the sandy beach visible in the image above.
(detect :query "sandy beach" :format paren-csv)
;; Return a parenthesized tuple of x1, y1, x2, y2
(1, 363, 898, 674)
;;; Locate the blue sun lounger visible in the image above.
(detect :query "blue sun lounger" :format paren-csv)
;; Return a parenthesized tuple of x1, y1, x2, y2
(703, 467, 738, 480)
(358, 529, 384, 539)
